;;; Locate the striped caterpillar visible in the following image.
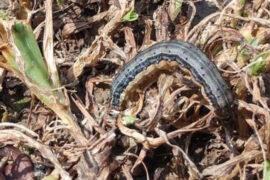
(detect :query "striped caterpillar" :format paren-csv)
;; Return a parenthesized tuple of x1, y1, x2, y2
(111, 40, 233, 116)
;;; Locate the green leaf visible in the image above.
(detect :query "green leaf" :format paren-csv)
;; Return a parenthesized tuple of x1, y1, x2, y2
(242, 11, 248, 17)
(123, 8, 139, 22)
(56, 0, 63, 9)
(249, 52, 269, 76)
(239, 0, 245, 5)
(12, 97, 31, 111)
(122, 116, 137, 125)
(249, 57, 265, 76)
(264, 160, 270, 180)
(249, 39, 259, 47)
(212, 44, 223, 56)
(11, 23, 53, 89)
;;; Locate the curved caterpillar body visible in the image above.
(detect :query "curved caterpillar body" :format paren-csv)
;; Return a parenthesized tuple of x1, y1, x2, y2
(111, 40, 233, 116)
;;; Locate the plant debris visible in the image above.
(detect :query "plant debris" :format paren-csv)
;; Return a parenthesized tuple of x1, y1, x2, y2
(0, 0, 270, 179)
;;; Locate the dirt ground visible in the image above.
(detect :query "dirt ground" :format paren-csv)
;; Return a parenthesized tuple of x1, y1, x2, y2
(0, 0, 270, 179)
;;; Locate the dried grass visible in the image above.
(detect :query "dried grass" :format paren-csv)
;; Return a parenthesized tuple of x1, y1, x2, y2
(0, 0, 270, 179)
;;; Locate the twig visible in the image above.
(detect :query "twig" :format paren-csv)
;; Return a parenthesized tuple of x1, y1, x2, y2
(27, 93, 35, 126)
(125, 152, 150, 180)
(0, 122, 39, 137)
(186, 12, 220, 43)
(251, 112, 266, 162)
(184, 1, 196, 38)
(117, 113, 210, 148)
(222, 14, 270, 27)
(71, 94, 106, 135)
(155, 128, 201, 179)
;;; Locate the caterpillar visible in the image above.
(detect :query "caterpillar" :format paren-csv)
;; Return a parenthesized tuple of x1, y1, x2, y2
(111, 40, 233, 116)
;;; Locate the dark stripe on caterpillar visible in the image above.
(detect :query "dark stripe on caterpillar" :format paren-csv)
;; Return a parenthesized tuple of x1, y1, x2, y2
(111, 40, 233, 115)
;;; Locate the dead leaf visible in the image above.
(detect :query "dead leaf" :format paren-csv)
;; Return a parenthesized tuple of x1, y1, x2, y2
(123, 27, 137, 61)
(153, 5, 170, 41)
